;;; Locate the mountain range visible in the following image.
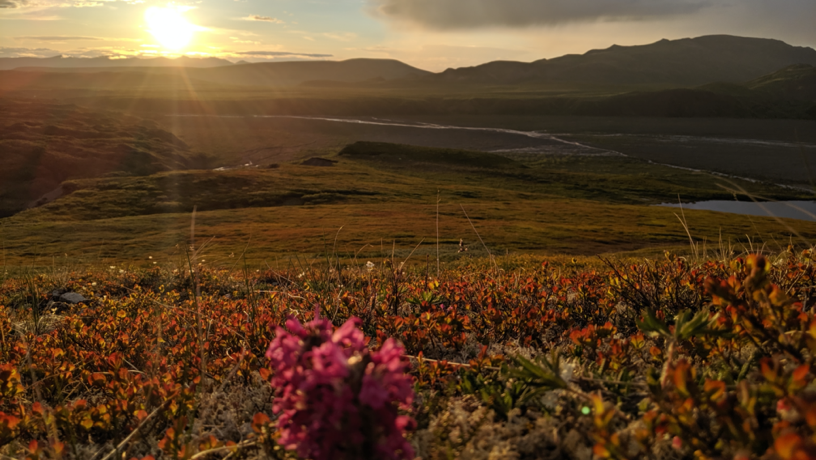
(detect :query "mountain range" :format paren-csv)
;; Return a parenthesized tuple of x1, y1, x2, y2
(2, 35, 815, 89)
(1, 35, 815, 120)
(433, 35, 816, 87)
(183, 58, 432, 86)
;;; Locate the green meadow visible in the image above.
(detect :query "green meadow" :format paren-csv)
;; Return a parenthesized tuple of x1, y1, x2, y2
(2, 142, 814, 269)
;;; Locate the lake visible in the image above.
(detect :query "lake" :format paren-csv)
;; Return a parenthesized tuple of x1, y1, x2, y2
(659, 200, 816, 221)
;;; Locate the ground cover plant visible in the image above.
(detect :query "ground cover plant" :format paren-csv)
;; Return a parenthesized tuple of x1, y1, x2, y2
(3, 245, 816, 459)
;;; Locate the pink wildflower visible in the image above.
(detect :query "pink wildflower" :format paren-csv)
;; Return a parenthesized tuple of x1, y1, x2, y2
(266, 315, 415, 460)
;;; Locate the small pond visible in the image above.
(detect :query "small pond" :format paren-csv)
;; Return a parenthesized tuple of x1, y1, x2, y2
(659, 201, 816, 222)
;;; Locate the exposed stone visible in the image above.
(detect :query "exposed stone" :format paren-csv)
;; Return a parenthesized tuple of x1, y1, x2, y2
(59, 292, 87, 304)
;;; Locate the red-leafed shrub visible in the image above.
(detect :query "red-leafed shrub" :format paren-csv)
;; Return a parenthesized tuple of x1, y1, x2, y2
(2, 251, 816, 459)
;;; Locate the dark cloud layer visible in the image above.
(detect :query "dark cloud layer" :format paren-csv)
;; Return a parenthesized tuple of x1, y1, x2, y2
(368, 0, 708, 29)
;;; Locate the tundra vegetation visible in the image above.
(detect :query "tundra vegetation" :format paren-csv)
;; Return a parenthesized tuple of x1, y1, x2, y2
(3, 248, 816, 459)
(3, 34, 816, 460)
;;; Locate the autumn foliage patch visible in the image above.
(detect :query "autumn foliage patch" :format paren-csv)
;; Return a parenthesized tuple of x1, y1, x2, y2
(2, 250, 816, 459)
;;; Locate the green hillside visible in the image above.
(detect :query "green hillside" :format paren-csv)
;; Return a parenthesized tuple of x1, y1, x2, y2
(0, 100, 211, 218)
(747, 64, 816, 101)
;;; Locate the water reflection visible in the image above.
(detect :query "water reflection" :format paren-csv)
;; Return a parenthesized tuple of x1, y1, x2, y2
(659, 201, 816, 221)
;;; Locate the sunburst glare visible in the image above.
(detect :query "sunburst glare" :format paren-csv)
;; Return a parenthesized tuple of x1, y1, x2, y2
(145, 6, 195, 51)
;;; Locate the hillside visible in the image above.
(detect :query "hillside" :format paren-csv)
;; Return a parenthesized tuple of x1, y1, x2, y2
(434, 35, 816, 88)
(8, 35, 814, 92)
(746, 64, 816, 102)
(187, 58, 432, 86)
(0, 100, 210, 218)
(0, 68, 227, 94)
(0, 58, 434, 92)
(337, 141, 521, 169)
(2, 140, 811, 263)
(14, 140, 805, 221)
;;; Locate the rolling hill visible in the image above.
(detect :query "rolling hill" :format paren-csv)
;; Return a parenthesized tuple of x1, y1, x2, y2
(0, 58, 433, 91)
(0, 100, 210, 218)
(2, 36, 814, 90)
(0, 68, 225, 94)
(3, 141, 813, 262)
(185, 58, 433, 86)
(3, 35, 816, 92)
(1, 36, 815, 120)
(746, 64, 816, 102)
(433, 35, 816, 88)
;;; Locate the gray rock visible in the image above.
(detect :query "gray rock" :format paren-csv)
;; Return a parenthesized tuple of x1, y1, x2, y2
(59, 292, 87, 304)
(50, 289, 66, 301)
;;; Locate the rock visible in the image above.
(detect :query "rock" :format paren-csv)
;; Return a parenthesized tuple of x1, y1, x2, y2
(59, 292, 87, 304)
(50, 289, 66, 301)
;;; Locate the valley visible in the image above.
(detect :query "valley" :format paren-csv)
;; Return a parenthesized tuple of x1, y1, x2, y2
(2, 138, 815, 269)
(4, 24, 816, 460)
(1, 34, 816, 268)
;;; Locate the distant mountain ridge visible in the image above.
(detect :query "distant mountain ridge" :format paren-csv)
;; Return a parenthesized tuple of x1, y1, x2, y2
(2, 36, 815, 88)
(0, 55, 234, 71)
(0, 57, 433, 86)
(1, 35, 815, 119)
(434, 35, 816, 87)
(187, 58, 432, 86)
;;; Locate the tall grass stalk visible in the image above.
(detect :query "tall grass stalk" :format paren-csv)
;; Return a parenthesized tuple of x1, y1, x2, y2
(242, 256, 259, 328)
(24, 275, 42, 336)
(460, 204, 498, 273)
(2, 240, 6, 284)
(185, 207, 209, 392)
(674, 195, 700, 262)
(436, 191, 441, 278)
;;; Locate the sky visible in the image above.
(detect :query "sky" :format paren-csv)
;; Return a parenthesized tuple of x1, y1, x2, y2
(0, 0, 814, 71)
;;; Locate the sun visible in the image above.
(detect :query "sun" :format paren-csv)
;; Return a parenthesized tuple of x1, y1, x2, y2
(145, 6, 195, 50)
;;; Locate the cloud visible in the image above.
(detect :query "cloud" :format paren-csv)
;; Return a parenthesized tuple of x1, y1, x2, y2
(240, 14, 283, 23)
(323, 32, 356, 42)
(0, 46, 179, 59)
(367, 0, 709, 29)
(0, 14, 63, 20)
(0, 0, 116, 9)
(234, 50, 332, 58)
(16, 35, 100, 41)
(230, 37, 261, 45)
(0, 46, 59, 57)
